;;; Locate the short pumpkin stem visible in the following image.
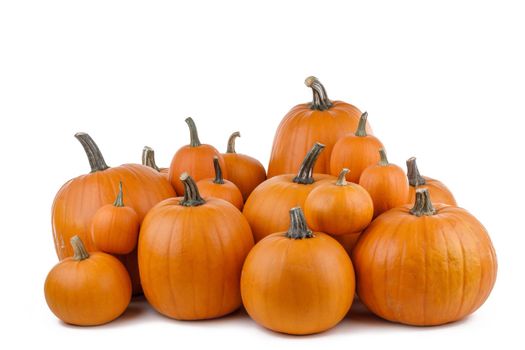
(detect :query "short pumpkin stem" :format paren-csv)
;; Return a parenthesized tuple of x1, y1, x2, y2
(336, 168, 350, 186)
(378, 149, 389, 166)
(406, 157, 427, 187)
(71, 235, 89, 261)
(179, 172, 205, 207)
(410, 188, 436, 217)
(305, 76, 333, 111)
(226, 131, 241, 153)
(142, 146, 160, 171)
(355, 112, 369, 137)
(113, 181, 124, 207)
(286, 207, 313, 239)
(74, 132, 109, 172)
(293, 143, 325, 185)
(213, 156, 225, 184)
(185, 117, 202, 147)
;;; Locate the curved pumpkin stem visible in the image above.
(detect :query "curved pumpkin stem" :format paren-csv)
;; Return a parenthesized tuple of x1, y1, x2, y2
(406, 157, 426, 187)
(185, 117, 202, 147)
(74, 132, 109, 172)
(286, 207, 313, 239)
(293, 143, 325, 185)
(213, 156, 225, 184)
(179, 172, 205, 207)
(410, 188, 436, 217)
(142, 146, 160, 171)
(305, 76, 333, 111)
(355, 112, 369, 137)
(71, 235, 90, 261)
(336, 168, 350, 186)
(378, 149, 389, 166)
(226, 131, 241, 153)
(113, 181, 124, 207)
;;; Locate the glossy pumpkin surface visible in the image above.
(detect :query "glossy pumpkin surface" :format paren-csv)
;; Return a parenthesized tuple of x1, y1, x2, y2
(197, 156, 244, 210)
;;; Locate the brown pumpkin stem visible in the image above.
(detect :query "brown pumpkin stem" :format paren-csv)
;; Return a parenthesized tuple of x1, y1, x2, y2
(179, 172, 205, 206)
(336, 168, 350, 186)
(113, 181, 124, 207)
(355, 112, 369, 137)
(185, 117, 202, 147)
(142, 146, 160, 171)
(406, 157, 427, 187)
(286, 207, 313, 239)
(213, 156, 225, 184)
(378, 149, 389, 166)
(226, 131, 241, 153)
(74, 132, 109, 172)
(410, 188, 436, 217)
(71, 235, 90, 261)
(293, 143, 325, 184)
(305, 76, 333, 111)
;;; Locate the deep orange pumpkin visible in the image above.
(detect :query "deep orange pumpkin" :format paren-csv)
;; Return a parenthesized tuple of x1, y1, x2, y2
(331, 232, 361, 257)
(142, 146, 169, 178)
(406, 157, 457, 205)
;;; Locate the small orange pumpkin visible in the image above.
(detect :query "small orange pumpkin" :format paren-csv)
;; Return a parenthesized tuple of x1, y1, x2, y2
(142, 146, 169, 178)
(359, 149, 409, 217)
(331, 232, 361, 256)
(44, 236, 131, 326)
(241, 207, 355, 335)
(330, 112, 384, 183)
(197, 156, 244, 210)
(406, 157, 457, 205)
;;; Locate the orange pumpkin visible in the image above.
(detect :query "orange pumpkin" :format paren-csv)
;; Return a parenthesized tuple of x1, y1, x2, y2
(197, 156, 244, 210)
(138, 173, 254, 320)
(359, 149, 409, 217)
(304, 168, 373, 235)
(330, 112, 384, 183)
(142, 146, 169, 178)
(91, 181, 140, 254)
(168, 117, 227, 195)
(52, 133, 176, 294)
(44, 236, 131, 326)
(353, 189, 497, 326)
(222, 131, 266, 201)
(406, 157, 457, 205)
(241, 207, 355, 335)
(267, 76, 371, 177)
(243, 143, 334, 242)
(331, 232, 361, 256)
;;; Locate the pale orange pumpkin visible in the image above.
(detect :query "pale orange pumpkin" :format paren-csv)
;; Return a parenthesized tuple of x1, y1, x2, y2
(406, 157, 457, 205)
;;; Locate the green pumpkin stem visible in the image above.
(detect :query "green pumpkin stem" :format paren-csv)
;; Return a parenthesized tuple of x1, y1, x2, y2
(179, 172, 205, 207)
(113, 181, 124, 207)
(74, 132, 109, 172)
(185, 117, 202, 147)
(406, 157, 427, 187)
(378, 149, 389, 166)
(286, 207, 314, 239)
(213, 156, 225, 184)
(410, 188, 436, 217)
(336, 168, 350, 186)
(355, 112, 369, 137)
(293, 143, 325, 185)
(142, 146, 160, 172)
(71, 235, 90, 261)
(226, 131, 241, 153)
(305, 76, 333, 111)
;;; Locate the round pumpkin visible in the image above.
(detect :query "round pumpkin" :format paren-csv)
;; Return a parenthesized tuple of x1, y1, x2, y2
(222, 131, 266, 201)
(142, 146, 169, 178)
(241, 207, 355, 335)
(197, 156, 244, 210)
(44, 236, 131, 326)
(352, 189, 497, 326)
(406, 156, 457, 205)
(331, 232, 361, 257)
(267, 76, 371, 177)
(138, 173, 254, 320)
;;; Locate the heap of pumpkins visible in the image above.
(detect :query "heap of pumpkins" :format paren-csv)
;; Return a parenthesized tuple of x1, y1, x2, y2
(45, 77, 497, 335)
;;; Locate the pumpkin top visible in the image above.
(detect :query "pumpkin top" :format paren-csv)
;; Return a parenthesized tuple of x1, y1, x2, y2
(226, 131, 241, 154)
(410, 188, 436, 217)
(355, 112, 369, 137)
(185, 117, 202, 147)
(212, 156, 225, 184)
(305, 76, 333, 111)
(113, 181, 125, 207)
(378, 149, 389, 166)
(285, 207, 314, 239)
(75, 132, 109, 173)
(71, 235, 89, 261)
(179, 172, 205, 207)
(406, 157, 426, 187)
(336, 168, 350, 186)
(142, 146, 160, 171)
(293, 142, 325, 185)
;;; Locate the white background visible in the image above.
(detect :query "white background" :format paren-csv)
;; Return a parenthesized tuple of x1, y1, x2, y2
(1, 1, 524, 349)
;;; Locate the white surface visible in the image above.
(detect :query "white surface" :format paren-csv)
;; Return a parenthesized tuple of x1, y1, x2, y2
(0, 1, 523, 349)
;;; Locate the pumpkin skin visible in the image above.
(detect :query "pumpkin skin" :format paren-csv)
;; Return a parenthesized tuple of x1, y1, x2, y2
(331, 232, 361, 256)
(241, 207, 355, 335)
(142, 146, 169, 178)
(138, 173, 254, 320)
(406, 157, 457, 205)
(52, 133, 176, 294)
(267, 76, 371, 178)
(243, 143, 334, 242)
(222, 132, 267, 201)
(304, 168, 373, 236)
(352, 189, 497, 326)
(330, 112, 384, 183)
(359, 149, 409, 217)
(197, 156, 244, 210)
(44, 236, 131, 326)
(168, 117, 227, 195)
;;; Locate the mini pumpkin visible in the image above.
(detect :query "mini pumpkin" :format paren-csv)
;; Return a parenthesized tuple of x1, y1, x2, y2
(406, 156, 457, 205)
(142, 146, 169, 178)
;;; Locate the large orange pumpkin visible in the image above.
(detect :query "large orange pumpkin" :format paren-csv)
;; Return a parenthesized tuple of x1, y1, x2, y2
(353, 189, 497, 326)
(138, 173, 254, 320)
(241, 207, 355, 335)
(243, 143, 334, 242)
(406, 157, 457, 205)
(142, 146, 169, 178)
(267, 76, 371, 177)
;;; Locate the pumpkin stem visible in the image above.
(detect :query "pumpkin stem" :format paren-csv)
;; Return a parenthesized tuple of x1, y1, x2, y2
(179, 172, 205, 206)
(74, 132, 110, 172)
(113, 181, 125, 207)
(142, 146, 160, 171)
(226, 131, 241, 153)
(378, 149, 389, 166)
(71, 235, 90, 261)
(305, 76, 333, 111)
(355, 112, 369, 137)
(336, 168, 350, 186)
(410, 188, 436, 217)
(213, 156, 225, 184)
(406, 157, 427, 187)
(286, 207, 313, 239)
(293, 143, 325, 184)
(185, 117, 202, 147)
